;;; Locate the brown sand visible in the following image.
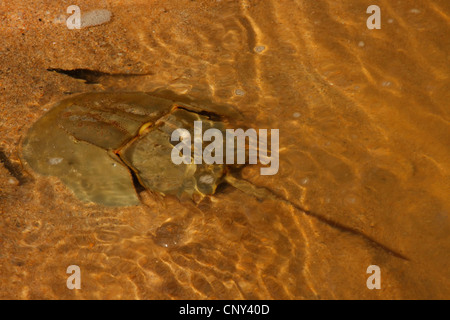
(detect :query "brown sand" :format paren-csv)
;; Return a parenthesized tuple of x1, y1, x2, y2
(0, 0, 449, 299)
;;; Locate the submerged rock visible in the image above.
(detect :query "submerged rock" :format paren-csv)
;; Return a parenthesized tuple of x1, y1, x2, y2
(81, 9, 112, 28)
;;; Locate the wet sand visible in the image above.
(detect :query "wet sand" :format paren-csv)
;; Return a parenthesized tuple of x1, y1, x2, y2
(0, 0, 449, 299)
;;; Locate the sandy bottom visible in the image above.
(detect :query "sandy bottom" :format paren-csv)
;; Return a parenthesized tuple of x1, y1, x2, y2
(0, 0, 449, 299)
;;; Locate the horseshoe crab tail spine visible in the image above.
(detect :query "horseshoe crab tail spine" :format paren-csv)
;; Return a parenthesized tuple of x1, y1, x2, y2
(224, 174, 276, 201)
(224, 174, 410, 261)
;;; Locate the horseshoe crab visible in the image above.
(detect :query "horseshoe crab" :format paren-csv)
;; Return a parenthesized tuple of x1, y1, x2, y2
(21, 91, 261, 206)
(20, 90, 408, 259)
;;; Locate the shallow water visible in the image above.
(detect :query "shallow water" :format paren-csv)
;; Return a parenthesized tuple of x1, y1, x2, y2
(0, 0, 449, 299)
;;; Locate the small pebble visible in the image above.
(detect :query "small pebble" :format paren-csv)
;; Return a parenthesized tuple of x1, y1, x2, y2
(387, 18, 394, 23)
(410, 9, 421, 14)
(293, 112, 301, 118)
(235, 89, 245, 96)
(254, 45, 266, 53)
(48, 157, 63, 165)
(358, 41, 365, 47)
(81, 9, 112, 28)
